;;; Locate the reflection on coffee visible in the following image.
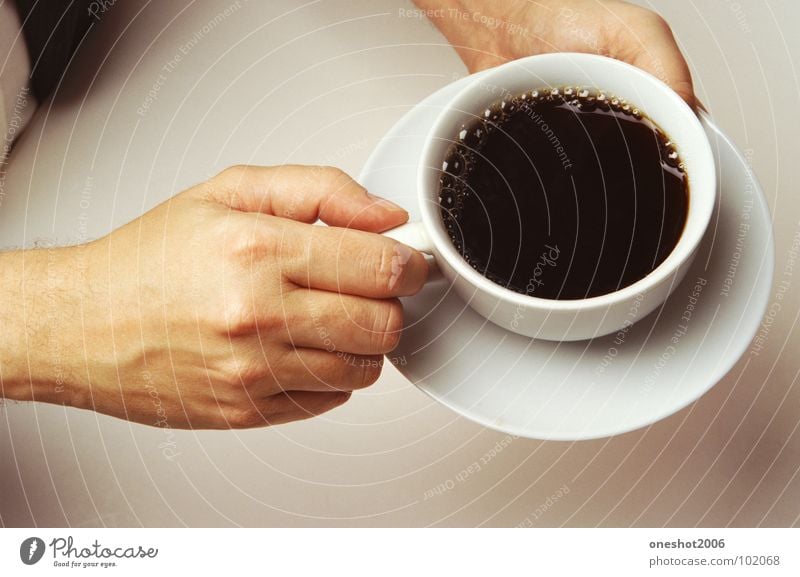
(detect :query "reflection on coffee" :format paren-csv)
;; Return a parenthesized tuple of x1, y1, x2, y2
(439, 87, 688, 300)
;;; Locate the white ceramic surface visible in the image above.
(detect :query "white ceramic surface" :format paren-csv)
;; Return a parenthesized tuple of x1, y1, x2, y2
(384, 53, 716, 341)
(361, 74, 774, 441)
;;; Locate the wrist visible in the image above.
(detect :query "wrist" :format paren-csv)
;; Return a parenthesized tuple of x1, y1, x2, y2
(0, 245, 90, 408)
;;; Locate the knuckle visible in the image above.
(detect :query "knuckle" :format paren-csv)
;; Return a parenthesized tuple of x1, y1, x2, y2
(236, 359, 270, 387)
(279, 224, 313, 277)
(358, 360, 383, 389)
(226, 223, 280, 265)
(319, 166, 362, 198)
(634, 7, 670, 31)
(335, 354, 382, 390)
(319, 165, 349, 186)
(314, 392, 351, 415)
(221, 405, 265, 429)
(371, 299, 403, 352)
(216, 358, 246, 388)
(651, 12, 670, 30)
(225, 230, 254, 263)
(210, 165, 254, 207)
(217, 164, 249, 184)
(219, 297, 260, 335)
(310, 352, 346, 387)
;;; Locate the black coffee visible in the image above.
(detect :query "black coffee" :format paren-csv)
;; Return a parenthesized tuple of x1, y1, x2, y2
(439, 87, 688, 300)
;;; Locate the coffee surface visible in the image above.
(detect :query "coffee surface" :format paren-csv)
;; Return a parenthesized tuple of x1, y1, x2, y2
(439, 87, 688, 300)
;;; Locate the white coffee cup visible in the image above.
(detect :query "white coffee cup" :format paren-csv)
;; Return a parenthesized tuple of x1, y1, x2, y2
(384, 53, 715, 341)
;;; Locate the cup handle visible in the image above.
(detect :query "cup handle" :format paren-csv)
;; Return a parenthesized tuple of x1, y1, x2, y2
(382, 221, 433, 253)
(382, 221, 442, 282)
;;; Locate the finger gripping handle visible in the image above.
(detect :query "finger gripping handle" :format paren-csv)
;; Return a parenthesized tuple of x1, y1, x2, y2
(382, 221, 441, 282)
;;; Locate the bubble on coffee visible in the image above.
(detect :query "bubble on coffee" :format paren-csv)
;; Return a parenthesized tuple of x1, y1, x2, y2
(438, 86, 688, 300)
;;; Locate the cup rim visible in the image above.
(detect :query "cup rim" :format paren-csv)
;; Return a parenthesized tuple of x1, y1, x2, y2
(417, 52, 715, 312)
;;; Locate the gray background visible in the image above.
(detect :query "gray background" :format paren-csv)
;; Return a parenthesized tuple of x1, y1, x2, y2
(0, 0, 798, 526)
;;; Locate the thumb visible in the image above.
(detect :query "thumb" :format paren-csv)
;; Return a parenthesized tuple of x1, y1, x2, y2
(632, 46, 696, 108)
(203, 164, 409, 233)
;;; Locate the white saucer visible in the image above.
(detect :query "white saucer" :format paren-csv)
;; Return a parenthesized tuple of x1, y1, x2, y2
(359, 74, 774, 441)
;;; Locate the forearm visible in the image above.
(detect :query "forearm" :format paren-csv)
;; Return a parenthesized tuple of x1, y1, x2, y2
(0, 246, 86, 406)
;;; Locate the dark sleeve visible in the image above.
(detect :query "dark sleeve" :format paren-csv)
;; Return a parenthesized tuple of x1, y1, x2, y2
(13, 0, 95, 101)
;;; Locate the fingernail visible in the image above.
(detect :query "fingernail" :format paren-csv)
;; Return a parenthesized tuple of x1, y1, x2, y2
(388, 243, 413, 290)
(366, 191, 407, 213)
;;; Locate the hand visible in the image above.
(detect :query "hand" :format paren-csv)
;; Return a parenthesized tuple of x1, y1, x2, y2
(414, 0, 695, 105)
(1, 165, 427, 429)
